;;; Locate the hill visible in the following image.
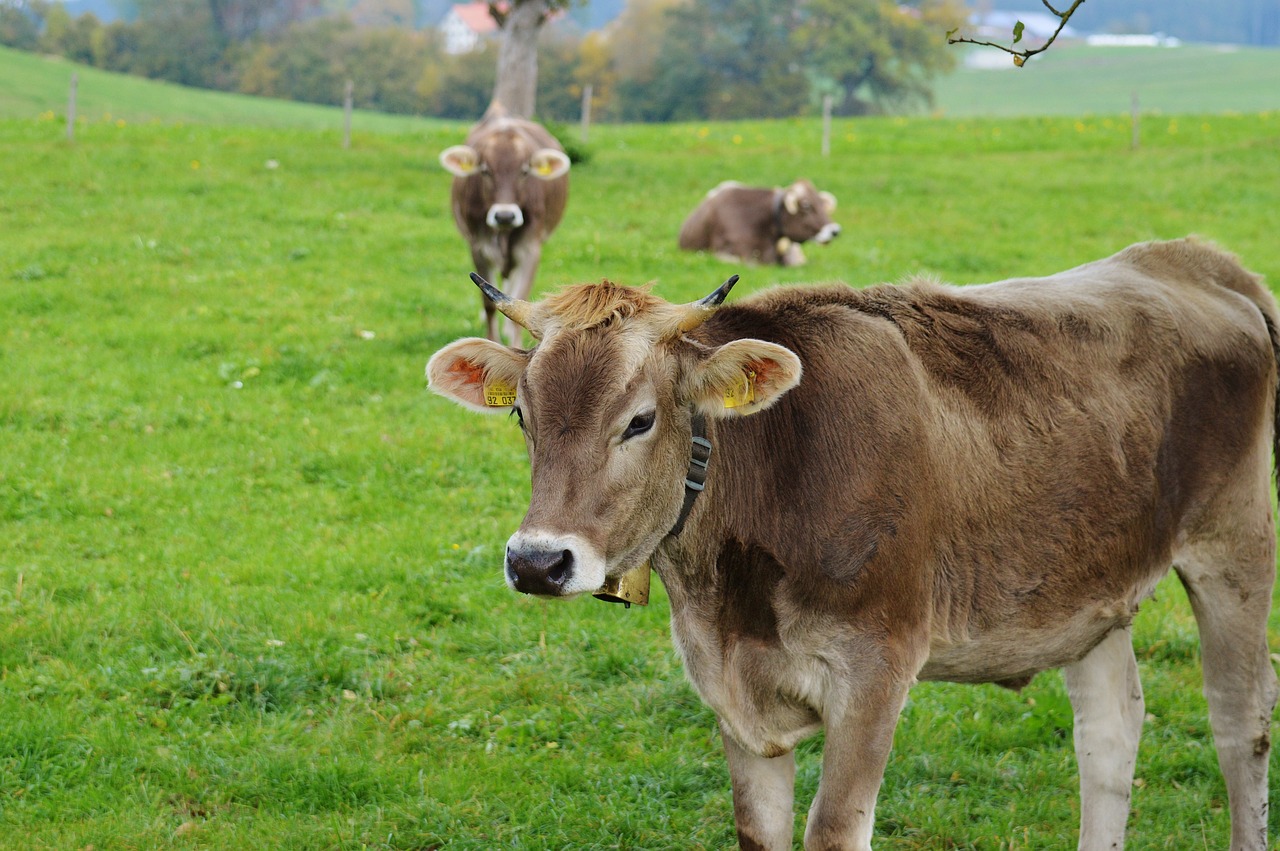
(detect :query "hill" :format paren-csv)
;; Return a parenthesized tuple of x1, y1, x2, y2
(6, 40, 1280, 128)
(934, 43, 1280, 116)
(0, 44, 442, 131)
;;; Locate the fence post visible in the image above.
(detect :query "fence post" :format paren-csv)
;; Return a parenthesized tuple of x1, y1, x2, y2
(579, 84, 592, 144)
(821, 94, 833, 157)
(1130, 90, 1140, 150)
(343, 79, 353, 150)
(67, 73, 78, 143)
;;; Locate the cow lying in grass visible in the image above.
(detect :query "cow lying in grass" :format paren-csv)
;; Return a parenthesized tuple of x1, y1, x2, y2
(428, 239, 1278, 850)
(678, 179, 841, 267)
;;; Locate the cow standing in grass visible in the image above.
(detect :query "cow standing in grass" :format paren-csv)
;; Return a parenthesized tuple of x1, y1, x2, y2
(428, 239, 1278, 850)
(439, 103, 570, 346)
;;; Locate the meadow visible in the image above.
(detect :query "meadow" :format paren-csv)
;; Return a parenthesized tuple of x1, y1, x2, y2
(935, 43, 1280, 117)
(2, 48, 1280, 849)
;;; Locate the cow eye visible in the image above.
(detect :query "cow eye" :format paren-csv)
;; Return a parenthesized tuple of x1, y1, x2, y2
(623, 411, 655, 440)
(511, 406, 525, 430)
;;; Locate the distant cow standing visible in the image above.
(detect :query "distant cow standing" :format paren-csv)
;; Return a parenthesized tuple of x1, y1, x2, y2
(678, 179, 840, 266)
(429, 239, 1279, 850)
(439, 104, 570, 346)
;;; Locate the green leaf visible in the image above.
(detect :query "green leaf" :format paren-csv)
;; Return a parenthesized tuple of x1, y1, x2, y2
(1012, 20, 1025, 44)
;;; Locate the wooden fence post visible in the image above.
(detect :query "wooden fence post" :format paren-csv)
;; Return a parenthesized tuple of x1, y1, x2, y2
(580, 84, 592, 144)
(821, 94, 833, 157)
(1130, 90, 1140, 150)
(67, 73, 78, 143)
(343, 79, 353, 150)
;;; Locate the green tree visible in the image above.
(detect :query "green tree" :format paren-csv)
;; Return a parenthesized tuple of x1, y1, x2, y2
(90, 20, 143, 71)
(237, 16, 351, 104)
(795, 0, 963, 115)
(0, 1, 44, 50)
(427, 43, 498, 119)
(534, 27, 615, 123)
(128, 3, 228, 88)
(616, 0, 808, 121)
(40, 4, 102, 63)
(344, 26, 438, 113)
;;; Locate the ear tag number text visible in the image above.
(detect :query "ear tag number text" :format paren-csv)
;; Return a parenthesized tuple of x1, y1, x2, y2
(484, 378, 517, 407)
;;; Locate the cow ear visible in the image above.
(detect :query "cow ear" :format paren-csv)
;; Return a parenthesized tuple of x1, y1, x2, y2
(528, 148, 570, 180)
(440, 145, 480, 177)
(682, 339, 802, 419)
(819, 191, 836, 213)
(427, 338, 527, 413)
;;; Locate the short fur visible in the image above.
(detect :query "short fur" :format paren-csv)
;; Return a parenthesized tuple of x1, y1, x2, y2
(429, 239, 1280, 850)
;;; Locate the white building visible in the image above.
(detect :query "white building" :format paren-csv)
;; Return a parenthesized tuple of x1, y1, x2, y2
(439, 3, 498, 55)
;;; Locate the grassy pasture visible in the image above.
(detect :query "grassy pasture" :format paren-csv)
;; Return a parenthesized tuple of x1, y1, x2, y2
(935, 44, 1280, 117)
(2, 51, 1280, 849)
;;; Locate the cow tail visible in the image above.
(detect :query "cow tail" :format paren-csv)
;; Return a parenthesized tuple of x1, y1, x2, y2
(1264, 309, 1280, 492)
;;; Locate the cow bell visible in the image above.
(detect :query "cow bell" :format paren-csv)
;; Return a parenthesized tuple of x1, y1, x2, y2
(593, 562, 651, 607)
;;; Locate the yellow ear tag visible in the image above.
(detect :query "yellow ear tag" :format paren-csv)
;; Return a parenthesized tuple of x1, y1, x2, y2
(723, 370, 756, 409)
(534, 160, 554, 177)
(484, 377, 517, 407)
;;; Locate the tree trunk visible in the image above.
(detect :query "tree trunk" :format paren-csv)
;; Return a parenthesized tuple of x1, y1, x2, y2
(492, 0, 548, 119)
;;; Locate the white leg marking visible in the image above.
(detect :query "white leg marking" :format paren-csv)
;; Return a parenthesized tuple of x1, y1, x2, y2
(722, 727, 795, 851)
(1064, 625, 1144, 851)
(1177, 546, 1278, 851)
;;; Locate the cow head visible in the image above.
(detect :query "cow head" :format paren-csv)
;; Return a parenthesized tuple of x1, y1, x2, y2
(780, 180, 840, 245)
(439, 125, 570, 231)
(427, 275, 802, 598)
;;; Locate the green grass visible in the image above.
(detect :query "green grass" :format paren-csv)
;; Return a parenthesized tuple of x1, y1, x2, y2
(935, 43, 1280, 117)
(2, 47, 1280, 850)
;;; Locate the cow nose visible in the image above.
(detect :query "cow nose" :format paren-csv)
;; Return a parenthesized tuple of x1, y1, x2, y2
(492, 209, 518, 226)
(506, 546, 575, 595)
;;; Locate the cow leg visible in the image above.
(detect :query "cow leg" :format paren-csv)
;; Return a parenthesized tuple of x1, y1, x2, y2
(1175, 520, 1277, 851)
(1062, 625, 1144, 850)
(779, 241, 808, 267)
(803, 681, 909, 851)
(469, 246, 502, 343)
(721, 725, 795, 851)
(502, 239, 543, 347)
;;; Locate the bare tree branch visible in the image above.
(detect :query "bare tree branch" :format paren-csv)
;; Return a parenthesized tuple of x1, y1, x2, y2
(948, 0, 1086, 67)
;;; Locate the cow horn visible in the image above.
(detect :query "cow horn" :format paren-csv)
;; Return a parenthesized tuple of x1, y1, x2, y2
(675, 275, 739, 334)
(469, 272, 538, 335)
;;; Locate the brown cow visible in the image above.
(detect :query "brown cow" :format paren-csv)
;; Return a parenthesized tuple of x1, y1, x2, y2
(427, 239, 1279, 850)
(678, 179, 840, 267)
(439, 103, 570, 346)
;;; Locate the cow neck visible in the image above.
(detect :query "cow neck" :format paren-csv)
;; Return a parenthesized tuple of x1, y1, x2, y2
(668, 412, 711, 537)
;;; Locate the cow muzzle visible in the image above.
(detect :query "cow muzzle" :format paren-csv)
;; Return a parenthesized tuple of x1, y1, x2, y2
(486, 203, 525, 230)
(814, 222, 842, 244)
(504, 531, 605, 597)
